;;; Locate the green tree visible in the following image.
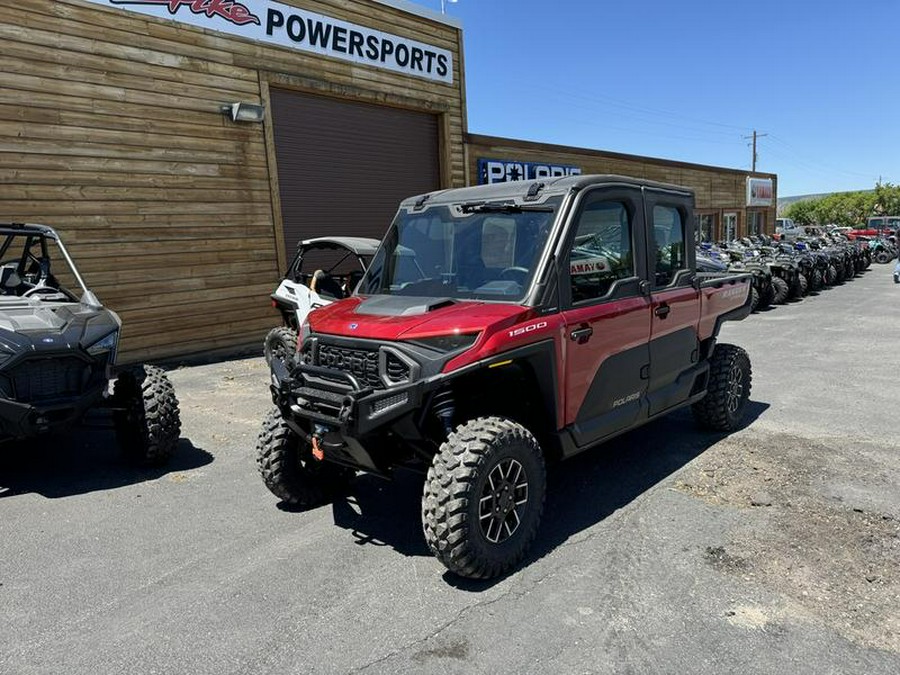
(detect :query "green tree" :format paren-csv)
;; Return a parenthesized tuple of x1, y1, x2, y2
(873, 181, 900, 216)
(783, 199, 819, 225)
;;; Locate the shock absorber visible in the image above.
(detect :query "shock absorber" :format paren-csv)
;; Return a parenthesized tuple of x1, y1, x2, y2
(431, 388, 455, 437)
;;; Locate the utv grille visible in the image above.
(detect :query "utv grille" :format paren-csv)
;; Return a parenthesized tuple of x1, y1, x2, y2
(317, 343, 383, 390)
(9, 357, 93, 403)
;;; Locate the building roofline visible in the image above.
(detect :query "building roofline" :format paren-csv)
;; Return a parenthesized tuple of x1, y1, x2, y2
(370, 0, 462, 29)
(466, 133, 777, 180)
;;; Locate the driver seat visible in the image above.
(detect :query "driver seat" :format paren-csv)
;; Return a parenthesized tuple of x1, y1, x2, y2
(0, 266, 22, 295)
(310, 269, 345, 299)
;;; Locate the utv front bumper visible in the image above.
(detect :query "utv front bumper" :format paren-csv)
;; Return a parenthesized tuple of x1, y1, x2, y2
(270, 358, 426, 439)
(0, 389, 105, 441)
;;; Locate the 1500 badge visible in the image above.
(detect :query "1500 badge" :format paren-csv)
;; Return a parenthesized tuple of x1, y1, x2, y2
(508, 321, 548, 338)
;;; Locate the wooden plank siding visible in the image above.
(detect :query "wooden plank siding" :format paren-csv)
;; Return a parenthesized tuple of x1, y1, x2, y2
(465, 134, 778, 238)
(0, 0, 467, 363)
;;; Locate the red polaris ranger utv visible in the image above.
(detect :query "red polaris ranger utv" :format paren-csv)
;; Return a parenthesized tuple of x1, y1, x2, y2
(258, 175, 754, 579)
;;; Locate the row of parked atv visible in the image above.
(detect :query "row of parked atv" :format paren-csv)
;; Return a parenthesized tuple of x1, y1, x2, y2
(696, 233, 877, 312)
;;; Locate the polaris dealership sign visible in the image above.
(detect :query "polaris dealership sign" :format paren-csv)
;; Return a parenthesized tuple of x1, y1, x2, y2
(478, 158, 582, 185)
(87, 1, 453, 83)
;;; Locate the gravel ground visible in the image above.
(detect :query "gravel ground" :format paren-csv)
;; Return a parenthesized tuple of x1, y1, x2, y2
(0, 261, 898, 674)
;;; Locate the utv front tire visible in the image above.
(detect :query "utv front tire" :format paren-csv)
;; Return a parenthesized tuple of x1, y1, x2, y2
(771, 276, 789, 304)
(263, 326, 299, 368)
(256, 408, 350, 508)
(422, 417, 546, 579)
(113, 365, 181, 466)
(692, 344, 752, 432)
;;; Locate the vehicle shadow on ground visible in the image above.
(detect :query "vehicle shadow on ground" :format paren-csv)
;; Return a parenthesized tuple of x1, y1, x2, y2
(0, 429, 212, 499)
(330, 469, 431, 557)
(325, 400, 770, 581)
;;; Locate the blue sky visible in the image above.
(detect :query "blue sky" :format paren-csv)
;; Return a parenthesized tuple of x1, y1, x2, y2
(416, 0, 897, 197)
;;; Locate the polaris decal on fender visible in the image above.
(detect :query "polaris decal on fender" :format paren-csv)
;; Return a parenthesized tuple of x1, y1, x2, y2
(508, 321, 548, 338)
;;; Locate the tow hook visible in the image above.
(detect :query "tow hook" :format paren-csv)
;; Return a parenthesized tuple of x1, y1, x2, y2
(311, 423, 331, 461)
(311, 436, 323, 461)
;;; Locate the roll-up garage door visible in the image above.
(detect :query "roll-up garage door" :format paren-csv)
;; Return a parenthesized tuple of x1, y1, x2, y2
(270, 89, 441, 256)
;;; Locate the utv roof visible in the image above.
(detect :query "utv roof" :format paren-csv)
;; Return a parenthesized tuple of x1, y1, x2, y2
(0, 223, 60, 238)
(399, 174, 694, 209)
(299, 236, 381, 256)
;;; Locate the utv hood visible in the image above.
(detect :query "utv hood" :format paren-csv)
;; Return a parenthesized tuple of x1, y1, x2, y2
(0, 301, 120, 355)
(307, 296, 533, 342)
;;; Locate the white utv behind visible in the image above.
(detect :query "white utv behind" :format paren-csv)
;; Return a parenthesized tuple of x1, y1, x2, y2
(264, 237, 380, 366)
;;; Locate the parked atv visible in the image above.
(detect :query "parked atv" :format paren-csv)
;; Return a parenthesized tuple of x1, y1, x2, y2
(0, 223, 181, 464)
(265, 237, 380, 368)
(869, 238, 898, 264)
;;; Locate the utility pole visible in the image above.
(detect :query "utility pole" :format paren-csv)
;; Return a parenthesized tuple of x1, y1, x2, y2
(744, 130, 768, 172)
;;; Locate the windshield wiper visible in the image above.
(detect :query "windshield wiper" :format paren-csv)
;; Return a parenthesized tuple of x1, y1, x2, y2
(459, 201, 554, 214)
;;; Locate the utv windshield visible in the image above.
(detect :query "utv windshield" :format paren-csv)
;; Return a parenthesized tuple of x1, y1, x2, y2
(360, 199, 561, 302)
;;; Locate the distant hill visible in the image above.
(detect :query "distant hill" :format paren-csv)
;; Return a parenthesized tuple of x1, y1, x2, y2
(778, 190, 874, 215)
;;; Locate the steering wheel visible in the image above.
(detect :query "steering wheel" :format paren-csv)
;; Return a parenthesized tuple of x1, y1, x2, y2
(499, 266, 529, 284)
(23, 286, 59, 298)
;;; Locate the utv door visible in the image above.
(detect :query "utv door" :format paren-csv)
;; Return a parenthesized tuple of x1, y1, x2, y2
(644, 190, 702, 416)
(560, 187, 652, 449)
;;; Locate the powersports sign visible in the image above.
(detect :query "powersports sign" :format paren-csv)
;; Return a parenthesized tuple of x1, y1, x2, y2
(477, 158, 582, 185)
(84, 1, 453, 83)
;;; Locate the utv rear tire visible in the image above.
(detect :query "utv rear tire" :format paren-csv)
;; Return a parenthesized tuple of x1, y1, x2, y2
(749, 286, 760, 312)
(113, 365, 181, 466)
(256, 407, 350, 508)
(422, 417, 546, 579)
(263, 326, 299, 368)
(771, 276, 789, 304)
(692, 344, 752, 432)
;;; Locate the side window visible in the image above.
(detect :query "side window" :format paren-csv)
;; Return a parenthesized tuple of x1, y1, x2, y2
(653, 205, 686, 286)
(569, 200, 634, 303)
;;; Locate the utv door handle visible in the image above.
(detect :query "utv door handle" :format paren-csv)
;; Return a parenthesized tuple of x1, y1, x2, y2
(655, 303, 671, 319)
(570, 326, 593, 343)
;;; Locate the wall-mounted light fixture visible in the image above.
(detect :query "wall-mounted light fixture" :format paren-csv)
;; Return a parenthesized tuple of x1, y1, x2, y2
(222, 102, 265, 123)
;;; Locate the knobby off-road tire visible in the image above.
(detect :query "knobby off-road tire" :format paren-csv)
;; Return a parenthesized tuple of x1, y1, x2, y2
(423, 417, 547, 579)
(256, 407, 351, 508)
(771, 276, 789, 304)
(263, 326, 299, 368)
(811, 269, 824, 291)
(825, 265, 838, 285)
(875, 250, 893, 264)
(692, 344, 752, 432)
(113, 365, 182, 466)
(797, 273, 809, 296)
(758, 282, 775, 309)
(749, 286, 760, 312)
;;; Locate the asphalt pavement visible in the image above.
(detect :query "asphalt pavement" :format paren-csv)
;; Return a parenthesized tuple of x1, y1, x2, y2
(1, 262, 898, 674)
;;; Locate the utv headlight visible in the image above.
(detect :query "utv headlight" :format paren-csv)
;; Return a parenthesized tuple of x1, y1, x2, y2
(87, 331, 119, 356)
(409, 333, 480, 353)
